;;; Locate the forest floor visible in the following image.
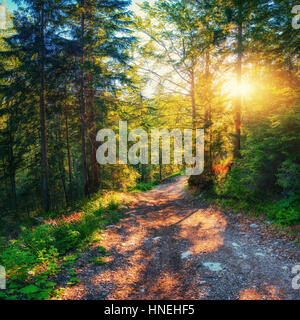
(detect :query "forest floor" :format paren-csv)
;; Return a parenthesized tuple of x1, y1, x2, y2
(58, 176, 300, 300)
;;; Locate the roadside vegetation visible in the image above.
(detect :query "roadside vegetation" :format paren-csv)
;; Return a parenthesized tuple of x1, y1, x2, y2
(0, 192, 125, 300)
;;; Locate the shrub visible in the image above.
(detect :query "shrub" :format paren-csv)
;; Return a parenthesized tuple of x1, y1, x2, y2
(21, 224, 55, 254)
(0, 240, 36, 279)
(265, 201, 300, 226)
(218, 161, 258, 202)
(276, 160, 300, 197)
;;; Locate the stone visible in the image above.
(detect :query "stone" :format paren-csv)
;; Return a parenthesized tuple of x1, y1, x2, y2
(152, 236, 161, 241)
(202, 262, 224, 272)
(181, 251, 193, 259)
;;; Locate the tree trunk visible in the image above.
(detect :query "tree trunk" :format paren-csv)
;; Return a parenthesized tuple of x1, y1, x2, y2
(234, 1, 243, 159)
(87, 73, 98, 193)
(204, 50, 213, 174)
(40, 4, 50, 211)
(57, 115, 68, 206)
(159, 163, 162, 182)
(191, 66, 196, 130)
(8, 139, 17, 209)
(65, 114, 73, 203)
(7, 112, 17, 210)
(80, 0, 89, 196)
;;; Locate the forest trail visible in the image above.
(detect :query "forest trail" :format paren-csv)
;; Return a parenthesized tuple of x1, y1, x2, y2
(60, 176, 300, 300)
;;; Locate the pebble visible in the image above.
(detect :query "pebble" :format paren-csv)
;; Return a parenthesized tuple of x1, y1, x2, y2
(250, 223, 259, 229)
(152, 237, 161, 242)
(255, 252, 265, 257)
(181, 251, 193, 259)
(232, 242, 240, 248)
(203, 262, 224, 271)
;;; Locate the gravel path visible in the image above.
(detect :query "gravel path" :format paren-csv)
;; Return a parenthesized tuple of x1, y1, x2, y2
(60, 176, 300, 300)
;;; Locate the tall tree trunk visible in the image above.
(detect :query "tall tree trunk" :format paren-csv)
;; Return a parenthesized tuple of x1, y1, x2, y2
(159, 163, 162, 182)
(10, 173, 17, 209)
(87, 73, 98, 193)
(187, 64, 197, 185)
(234, 1, 243, 159)
(65, 114, 73, 203)
(40, 4, 50, 211)
(8, 140, 17, 210)
(2, 159, 10, 203)
(8, 110, 17, 210)
(191, 66, 196, 130)
(57, 115, 68, 206)
(204, 50, 213, 174)
(80, 0, 89, 196)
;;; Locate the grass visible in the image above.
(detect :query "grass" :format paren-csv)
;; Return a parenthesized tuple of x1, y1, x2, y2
(128, 179, 161, 193)
(165, 170, 185, 180)
(128, 170, 184, 193)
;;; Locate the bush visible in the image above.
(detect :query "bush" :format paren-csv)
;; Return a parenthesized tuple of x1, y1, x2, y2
(276, 160, 300, 197)
(21, 224, 55, 254)
(217, 161, 258, 202)
(0, 240, 36, 279)
(51, 224, 81, 254)
(265, 200, 300, 226)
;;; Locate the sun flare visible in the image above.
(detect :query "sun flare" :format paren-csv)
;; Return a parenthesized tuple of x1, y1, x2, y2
(223, 80, 253, 97)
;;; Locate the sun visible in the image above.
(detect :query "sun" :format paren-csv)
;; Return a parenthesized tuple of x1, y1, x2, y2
(223, 79, 253, 97)
(234, 82, 252, 96)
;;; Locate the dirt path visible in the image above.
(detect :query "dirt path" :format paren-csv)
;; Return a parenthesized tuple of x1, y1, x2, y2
(60, 176, 300, 300)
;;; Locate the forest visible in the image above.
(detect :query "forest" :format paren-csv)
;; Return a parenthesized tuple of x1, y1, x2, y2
(0, 0, 299, 301)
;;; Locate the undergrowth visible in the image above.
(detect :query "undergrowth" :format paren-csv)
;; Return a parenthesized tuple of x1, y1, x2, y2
(0, 191, 124, 300)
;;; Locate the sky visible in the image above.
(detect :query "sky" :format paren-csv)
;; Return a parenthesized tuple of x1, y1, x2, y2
(4, 0, 18, 12)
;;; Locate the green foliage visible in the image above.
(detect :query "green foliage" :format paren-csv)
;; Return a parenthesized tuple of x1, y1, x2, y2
(265, 200, 300, 226)
(96, 246, 110, 256)
(219, 161, 258, 201)
(0, 193, 122, 299)
(89, 256, 106, 266)
(67, 277, 81, 286)
(21, 225, 56, 254)
(0, 240, 36, 279)
(276, 160, 300, 196)
(129, 179, 160, 192)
